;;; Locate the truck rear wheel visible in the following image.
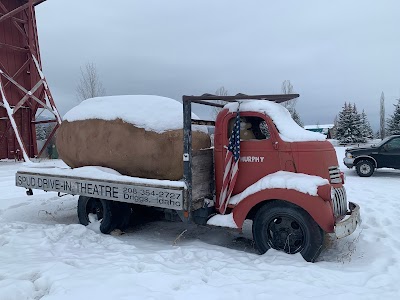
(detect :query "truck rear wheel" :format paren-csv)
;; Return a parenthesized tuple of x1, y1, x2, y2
(252, 202, 324, 262)
(77, 196, 118, 234)
(113, 202, 132, 231)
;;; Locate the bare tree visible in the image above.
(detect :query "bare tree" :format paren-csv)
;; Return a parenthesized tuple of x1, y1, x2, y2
(280, 80, 297, 111)
(380, 91, 385, 139)
(281, 79, 294, 94)
(280, 80, 302, 126)
(212, 86, 229, 119)
(76, 62, 106, 102)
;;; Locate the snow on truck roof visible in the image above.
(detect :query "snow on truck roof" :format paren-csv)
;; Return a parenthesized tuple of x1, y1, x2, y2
(63, 95, 207, 133)
(225, 101, 326, 142)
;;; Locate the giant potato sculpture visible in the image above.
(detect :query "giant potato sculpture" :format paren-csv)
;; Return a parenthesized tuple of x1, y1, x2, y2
(56, 95, 211, 180)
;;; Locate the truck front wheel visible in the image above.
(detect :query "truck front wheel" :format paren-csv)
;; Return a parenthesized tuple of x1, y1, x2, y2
(77, 196, 118, 234)
(252, 203, 324, 262)
(355, 160, 375, 177)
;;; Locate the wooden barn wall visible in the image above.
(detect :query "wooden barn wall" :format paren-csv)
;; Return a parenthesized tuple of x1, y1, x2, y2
(0, 0, 41, 159)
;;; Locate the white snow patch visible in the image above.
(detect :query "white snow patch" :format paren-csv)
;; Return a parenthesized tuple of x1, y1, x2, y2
(32, 54, 45, 80)
(64, 95, 208, 133)
(225, 101, 326, 142)
(304, 124, 334, 129)
(18, 164, 186, 188)
(2, 153, 400, 299)
(207, 213, 238, 228)
(229, 171, 329, 205)
(86, 214, 102, 233)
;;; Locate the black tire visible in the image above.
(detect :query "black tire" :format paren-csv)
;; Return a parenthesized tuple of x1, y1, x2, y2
(356, 160, 375, 177)
(77, 196, 118, 234)
(114, 202, 132, 231)
(252, 202, 324, 262)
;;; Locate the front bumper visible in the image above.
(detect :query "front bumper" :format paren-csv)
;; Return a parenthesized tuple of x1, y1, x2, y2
(334, 202, 361, 238)
(343, 157, 355, 168)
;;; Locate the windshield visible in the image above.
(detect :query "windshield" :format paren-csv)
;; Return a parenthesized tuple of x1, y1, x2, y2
(374, 136, 392, 147)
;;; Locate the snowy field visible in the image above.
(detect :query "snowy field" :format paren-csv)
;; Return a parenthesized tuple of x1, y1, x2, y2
(1, 147, 399, 300)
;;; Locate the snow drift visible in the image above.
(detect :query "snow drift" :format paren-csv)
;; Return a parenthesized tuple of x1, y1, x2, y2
(57, 95, 211, 180)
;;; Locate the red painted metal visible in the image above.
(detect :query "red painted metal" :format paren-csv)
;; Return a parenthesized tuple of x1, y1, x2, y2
(0, 0, 60, 160)
(213, 107, 342, 231)
(231, 189, 335, 233)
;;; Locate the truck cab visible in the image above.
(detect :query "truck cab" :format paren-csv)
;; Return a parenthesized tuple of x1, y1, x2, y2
(189, 94, 360, 262)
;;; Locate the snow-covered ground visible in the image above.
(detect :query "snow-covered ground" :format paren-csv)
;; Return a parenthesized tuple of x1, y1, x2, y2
(1, 148, 400, 299)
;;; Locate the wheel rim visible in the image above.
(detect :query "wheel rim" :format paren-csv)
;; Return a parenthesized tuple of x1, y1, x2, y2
(360, 164, 371, 174)
(266, 215, 305, 254)
(86, 198, 104, 222)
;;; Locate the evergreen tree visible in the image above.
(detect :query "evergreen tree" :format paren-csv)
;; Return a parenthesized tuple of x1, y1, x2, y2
(386, 99, 400, 135)
(351, 104, 364, 143)
(336, 102, 363, 144)
(360, 110, 374, 140)
(336, 102, 351, 142)
(380, 92, 385, 139)
(44, 124, 56, 139)
(35, 124, 46, 140)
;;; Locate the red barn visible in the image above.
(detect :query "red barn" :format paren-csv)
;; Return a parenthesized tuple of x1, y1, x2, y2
(0, 0, 60, 160)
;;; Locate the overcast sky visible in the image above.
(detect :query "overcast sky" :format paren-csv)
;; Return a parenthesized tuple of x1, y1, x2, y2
(35, 0, 400, 130)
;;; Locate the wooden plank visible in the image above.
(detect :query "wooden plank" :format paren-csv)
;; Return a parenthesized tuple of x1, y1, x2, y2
(191, 119, 215, 126)
(3, 58, 30, 89)
(31, 118, 57, 124)
(184, 93, 300, 103)
(0, 2, 29, 24)
(0, 42, 28, 52)
(192, 100, 224, 108)
(191, 148, 214, 210)
(0, 0, 43, 24)
(13, 78, 42, 113)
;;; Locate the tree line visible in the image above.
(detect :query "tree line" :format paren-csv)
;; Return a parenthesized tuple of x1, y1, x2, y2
(335, 103, 373, 143)
(335, 97, 400, 144)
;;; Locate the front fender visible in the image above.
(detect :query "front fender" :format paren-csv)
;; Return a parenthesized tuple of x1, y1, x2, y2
(353, 155, 377, 168)
(231, 188, 335, 233)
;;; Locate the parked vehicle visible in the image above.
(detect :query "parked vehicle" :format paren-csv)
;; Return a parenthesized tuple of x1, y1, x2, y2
(344, 135, 400, 177)
(16, 94, 361, 262)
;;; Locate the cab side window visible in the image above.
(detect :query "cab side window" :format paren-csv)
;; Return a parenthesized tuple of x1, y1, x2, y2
(385, 138, 400, 151)
(227, 117, 270, 141)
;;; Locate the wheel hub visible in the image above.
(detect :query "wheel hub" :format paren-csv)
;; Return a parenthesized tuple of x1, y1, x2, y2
(267, 216, 305, 254)
(360, 164, 371, 174)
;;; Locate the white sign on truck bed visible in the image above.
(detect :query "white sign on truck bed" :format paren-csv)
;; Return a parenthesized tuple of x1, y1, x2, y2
(16, 167, 185, 210)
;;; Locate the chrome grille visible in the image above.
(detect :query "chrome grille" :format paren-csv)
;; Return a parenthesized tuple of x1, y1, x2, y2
(329, 166, 342, 184)
(332, 187, 348, 218)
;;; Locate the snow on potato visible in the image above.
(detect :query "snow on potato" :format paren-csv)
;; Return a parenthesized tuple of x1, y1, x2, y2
(56, 95, 210, 180)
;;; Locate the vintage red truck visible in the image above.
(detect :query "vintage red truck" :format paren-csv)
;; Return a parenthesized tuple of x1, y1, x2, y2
(16, 93, 360, 262)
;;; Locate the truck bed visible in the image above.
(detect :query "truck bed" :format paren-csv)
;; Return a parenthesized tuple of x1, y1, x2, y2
(15, 149, 214, 212)
(16, 165, 186, 210)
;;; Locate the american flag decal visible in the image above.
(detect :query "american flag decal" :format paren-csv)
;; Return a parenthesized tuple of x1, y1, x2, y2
(219, 107, 241, 214)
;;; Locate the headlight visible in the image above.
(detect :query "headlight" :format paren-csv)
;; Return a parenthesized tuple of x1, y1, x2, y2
(346, 152, 353, 158)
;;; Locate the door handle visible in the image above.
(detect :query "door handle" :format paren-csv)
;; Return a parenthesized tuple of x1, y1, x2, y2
(273, 141, 279, 150)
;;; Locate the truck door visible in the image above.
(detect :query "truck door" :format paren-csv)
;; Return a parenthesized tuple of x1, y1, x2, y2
(224, 113, 281, 195)
(380, 137, 400, 168)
